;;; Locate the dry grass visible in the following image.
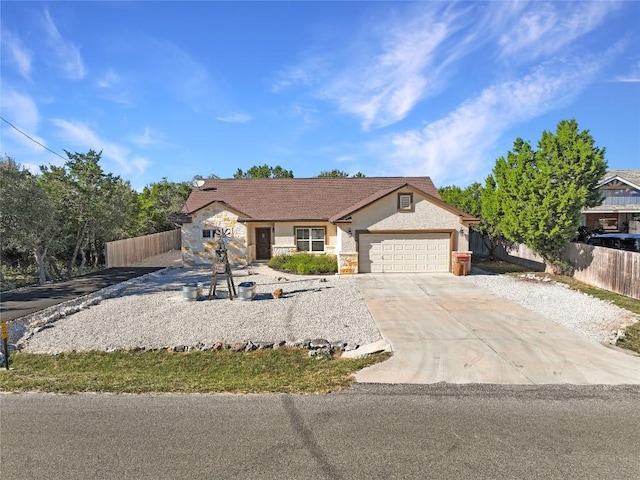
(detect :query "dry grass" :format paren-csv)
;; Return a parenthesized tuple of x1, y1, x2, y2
(0, 348, 390, 394)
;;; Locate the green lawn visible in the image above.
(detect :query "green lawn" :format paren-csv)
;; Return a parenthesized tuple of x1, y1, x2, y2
(473, 258, 640, 355)
(0, 348, 390, 394)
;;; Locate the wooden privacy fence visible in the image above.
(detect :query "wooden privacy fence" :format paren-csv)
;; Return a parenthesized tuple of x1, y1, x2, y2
(471, 231, 640, 299)
(105, 229, 181, 268)
(565, 242, 640, 300)
(469, 231, 546, 271)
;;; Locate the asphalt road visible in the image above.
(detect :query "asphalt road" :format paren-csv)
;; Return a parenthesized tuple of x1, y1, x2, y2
(0, 267, 163, 322)
(2, 384, 639, 479)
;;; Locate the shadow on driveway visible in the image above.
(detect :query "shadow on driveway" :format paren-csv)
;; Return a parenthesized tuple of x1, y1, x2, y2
(1, 267, 164, 322)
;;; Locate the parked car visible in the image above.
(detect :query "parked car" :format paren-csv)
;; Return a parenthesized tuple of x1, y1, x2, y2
(586, 233, 640, 253)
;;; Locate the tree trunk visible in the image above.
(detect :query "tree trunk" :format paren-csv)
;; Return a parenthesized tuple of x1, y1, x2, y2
(47, 255, 63, 280)
(482, 235, 497, 261)
(34, 247, 48, 285)
(79, 247, 87, 276)
(66, 222, 88, 278)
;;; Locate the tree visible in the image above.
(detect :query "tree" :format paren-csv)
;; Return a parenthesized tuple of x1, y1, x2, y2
(233, 164, 294, 178)
(318, 169, 350, 177)
(40, 150, 138, 277)
(439, 183, 482, 217)
(440, 182, 505, 259)
(135, 178, 192, 234)
(0, 157, 59, 284)
(489, 119, 607, 272)
(317, 169, 366, 177)
(478, 176, 506, 260)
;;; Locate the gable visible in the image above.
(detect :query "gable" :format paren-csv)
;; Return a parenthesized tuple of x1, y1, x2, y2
(598, 171, 640, 192)
(182, 177, 442, 221)
(350, 187, 469, 231)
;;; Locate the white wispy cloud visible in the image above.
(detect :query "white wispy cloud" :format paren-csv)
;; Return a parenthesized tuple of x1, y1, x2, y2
(272, 3, 499, 130)
(322, 6, 469, 130)
(615, 61, 640, 82)
(0, 90, 47, 153)
(1, 29, 32, 80)
(95, 68, 133, 104)
(498, 1, 620, 60)
(51, 119, 151, 175)
(96, 68, 122, 88)
(274, 2, 621, 132)
(150, 39, 214, 111)
(271, 55, 331, 92)
(216, 113, 253, 123)
(381, 56, 606, 186)
(128, 128, 171, 149)
(131, 156, 152, 174)
(42, 9, 86, 80)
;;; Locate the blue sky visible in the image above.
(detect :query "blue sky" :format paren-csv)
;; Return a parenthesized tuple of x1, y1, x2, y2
(1, 1, 639, 191)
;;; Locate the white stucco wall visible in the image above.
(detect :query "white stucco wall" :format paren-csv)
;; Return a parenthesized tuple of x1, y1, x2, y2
(338, 189, 469, 252)
(273, 222, 337, 254)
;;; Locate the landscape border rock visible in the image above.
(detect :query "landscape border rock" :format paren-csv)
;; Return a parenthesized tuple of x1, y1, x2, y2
(12, 266, 380, 356)
(10, 267, 177, 350)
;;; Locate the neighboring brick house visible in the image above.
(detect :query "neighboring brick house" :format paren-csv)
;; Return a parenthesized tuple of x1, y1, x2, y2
(180, 177, 478, 274)
(582, 170, 640, 233)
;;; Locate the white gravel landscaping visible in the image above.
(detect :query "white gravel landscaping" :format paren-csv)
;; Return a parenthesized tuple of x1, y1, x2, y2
(466, 270, 639, 344)
(13, 265, 638, 355)
(18, 267, 381, 354)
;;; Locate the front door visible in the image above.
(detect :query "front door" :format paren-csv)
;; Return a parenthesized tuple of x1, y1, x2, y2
(256, 228, 272, 260)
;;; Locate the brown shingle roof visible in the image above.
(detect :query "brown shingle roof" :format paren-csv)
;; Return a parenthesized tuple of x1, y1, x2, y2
(182, 177, 441, 221)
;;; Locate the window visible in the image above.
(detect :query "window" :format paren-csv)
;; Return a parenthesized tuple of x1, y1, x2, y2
(398, 193, 413, 211)
(602, 188, 640, 205)
(296, 227, 325, 252)
(202, 229, 212, 238)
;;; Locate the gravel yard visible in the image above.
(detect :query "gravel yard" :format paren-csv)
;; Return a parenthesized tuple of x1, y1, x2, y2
(19, 267, 381, 354)
(14, 265, 638, 355)
(466, 271, 639, 344)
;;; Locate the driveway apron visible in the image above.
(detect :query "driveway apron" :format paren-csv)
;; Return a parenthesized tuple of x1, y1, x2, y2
(355, 274, 640, 385)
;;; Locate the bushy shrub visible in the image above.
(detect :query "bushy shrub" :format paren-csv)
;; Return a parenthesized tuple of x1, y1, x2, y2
(267, 253, 337, 275)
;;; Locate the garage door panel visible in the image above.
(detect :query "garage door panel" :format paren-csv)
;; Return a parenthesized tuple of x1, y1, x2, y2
(359, 233, 451, 273)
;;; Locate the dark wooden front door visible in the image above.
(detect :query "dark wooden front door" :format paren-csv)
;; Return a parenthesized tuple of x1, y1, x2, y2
(256, 228, 272, 260)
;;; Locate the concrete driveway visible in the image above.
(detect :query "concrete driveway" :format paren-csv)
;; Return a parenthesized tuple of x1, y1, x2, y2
(355, 274, 640, 385)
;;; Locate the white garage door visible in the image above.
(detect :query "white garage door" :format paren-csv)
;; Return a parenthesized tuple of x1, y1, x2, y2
(359, 233, 451, 273)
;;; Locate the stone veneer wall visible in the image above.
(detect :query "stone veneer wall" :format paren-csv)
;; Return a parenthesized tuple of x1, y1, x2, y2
(338, 253, 358, 275)
(272, 245, 297, 256)
(182, 205, 248, 266)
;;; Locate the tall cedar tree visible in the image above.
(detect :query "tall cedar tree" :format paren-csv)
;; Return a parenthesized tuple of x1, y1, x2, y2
(439, 182, 504, 259)
(489, 119, 607, 272)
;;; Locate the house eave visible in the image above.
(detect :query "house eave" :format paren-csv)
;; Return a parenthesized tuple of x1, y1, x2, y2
(238, 217, 332, 223)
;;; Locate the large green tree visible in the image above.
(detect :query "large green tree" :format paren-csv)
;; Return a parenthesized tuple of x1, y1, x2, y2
(234, 164, 294, 178)
(134, 178, 192, 234)
(40, 150, 137, 277)
(439, 182, 482, 217)
(0, 157, 58, 284)
(439, 182, 504, 259)
(490, 119, 607, 272)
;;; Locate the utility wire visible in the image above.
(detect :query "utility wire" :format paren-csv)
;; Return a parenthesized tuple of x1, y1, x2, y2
(0, 116, 67, 162)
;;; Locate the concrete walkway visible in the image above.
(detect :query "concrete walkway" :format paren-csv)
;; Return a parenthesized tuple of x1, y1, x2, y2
(355, 274, 640, 385)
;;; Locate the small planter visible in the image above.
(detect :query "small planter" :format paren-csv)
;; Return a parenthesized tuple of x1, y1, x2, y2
(182, 284, 199, 301)
(237, 281, 256, 301)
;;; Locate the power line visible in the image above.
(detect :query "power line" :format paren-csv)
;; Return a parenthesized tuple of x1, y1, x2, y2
(0, 116, 67, 162)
